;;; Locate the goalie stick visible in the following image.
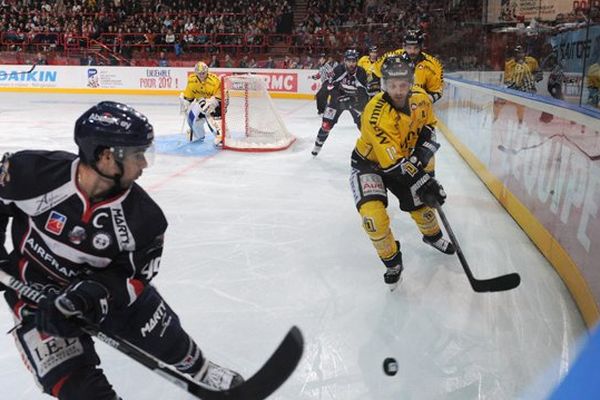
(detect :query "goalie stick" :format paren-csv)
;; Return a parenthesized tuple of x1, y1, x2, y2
(433, 204, 521, 293)
(0, 269, 304, 399)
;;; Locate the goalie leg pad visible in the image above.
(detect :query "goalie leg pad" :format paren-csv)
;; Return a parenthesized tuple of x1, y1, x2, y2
(358, 200, 398, 261)
(409, 206, 441, 237)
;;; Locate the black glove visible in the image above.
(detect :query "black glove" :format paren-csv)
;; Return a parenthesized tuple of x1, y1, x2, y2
(36, 280, 109, 338)
(416, 177, 447, 207)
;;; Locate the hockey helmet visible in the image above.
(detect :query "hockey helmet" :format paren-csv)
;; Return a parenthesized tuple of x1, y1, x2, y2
(381, 56, 414, 83)
(403, 28, 424, 46)
(369, 46, 378, 53)
(514, 45, 525, 54)
(194, 61, 209, 78)
(75, 101, 154, 164)
(344, 49, 359, 61)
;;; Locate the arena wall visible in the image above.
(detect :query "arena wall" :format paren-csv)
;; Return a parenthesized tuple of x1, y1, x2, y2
(438, 77, 600, 328)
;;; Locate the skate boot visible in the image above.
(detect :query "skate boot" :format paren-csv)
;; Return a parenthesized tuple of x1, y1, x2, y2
(382, 242, 403, 290)
(423, 233, 456, 255)
(311, 141, 323, 156)
(194, 360, 244, 390)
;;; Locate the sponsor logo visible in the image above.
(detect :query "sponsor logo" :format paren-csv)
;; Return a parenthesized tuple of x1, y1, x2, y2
(359, 174, 386, 197)
(140, 301, 172, 338)
(88, 112, 132, 130)
(25, 237, 77, 278)
(111, 208, 133, 250)
(0, 70, 57, 82)
(24, 329, 83, 378)
(45, 211, 67, 235)
(92, 232, 112, 250)
(68, 226, 87, 245)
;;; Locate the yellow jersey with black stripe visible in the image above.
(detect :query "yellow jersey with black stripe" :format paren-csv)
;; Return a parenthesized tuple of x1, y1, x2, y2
(355, 86, 436, 170)
(183, 72, 221, 101)
(358, 55, 378, 80)
(373, 49, 444, 101)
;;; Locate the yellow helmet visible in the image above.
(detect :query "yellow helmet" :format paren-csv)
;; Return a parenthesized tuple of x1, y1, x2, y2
(194, 61, 208, 79)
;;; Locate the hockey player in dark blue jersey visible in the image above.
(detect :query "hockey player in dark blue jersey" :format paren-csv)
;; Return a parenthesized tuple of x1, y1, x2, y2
(0, 101, 243, 400)
(311, 49, 369, 157)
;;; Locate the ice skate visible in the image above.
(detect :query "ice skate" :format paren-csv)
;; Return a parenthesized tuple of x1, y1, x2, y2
(194, 360, 244, 390)
(423, 235, 456, 255)
(311, 144, 322, 156)
(384, 264, 403, 291)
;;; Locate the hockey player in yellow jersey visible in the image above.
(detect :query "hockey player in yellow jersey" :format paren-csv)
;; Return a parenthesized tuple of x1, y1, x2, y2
(179, 61, 223, 144)
(586, 61, 600, 108)
(493, 45, 540, 124)
(358, 46, 381, 98)
(373, 29, 444, 104)
(350, 56, 455, 289)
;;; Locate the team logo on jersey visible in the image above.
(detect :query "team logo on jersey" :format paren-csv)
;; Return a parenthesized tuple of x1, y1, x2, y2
(68, 226, 87, 245)
(92, 232, 112, 250)
(45, 211, 67, 235)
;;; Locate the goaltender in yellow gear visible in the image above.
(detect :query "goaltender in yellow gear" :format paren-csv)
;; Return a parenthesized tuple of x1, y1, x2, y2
(183, 61, 222, 102)
(350, 55, 455, 288)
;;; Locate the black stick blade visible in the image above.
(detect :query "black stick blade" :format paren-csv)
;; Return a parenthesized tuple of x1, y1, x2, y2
(472, 273, 521, 293)
(217, 326, 304, 400)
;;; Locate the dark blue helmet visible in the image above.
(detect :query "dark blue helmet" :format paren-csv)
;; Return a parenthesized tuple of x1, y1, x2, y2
(75, 101, 154, 163)
(403, 28, 424, 46)
(344, 49, 359, 61)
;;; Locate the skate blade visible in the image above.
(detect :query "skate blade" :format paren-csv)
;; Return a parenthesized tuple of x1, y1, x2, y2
(387, 276, 403, 292)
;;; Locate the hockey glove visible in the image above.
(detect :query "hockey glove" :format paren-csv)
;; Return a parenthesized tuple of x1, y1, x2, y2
(36, 280, 109, 338)
(201, 96, 219, 114)
(416, 177, 447, 207)
(410, 125, 440, 168)
(179, 93, 191, 114)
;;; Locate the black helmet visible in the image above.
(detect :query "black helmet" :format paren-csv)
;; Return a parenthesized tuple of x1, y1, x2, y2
(344, 49, 359, 61)
(514, 45, 525, 54)
(75, 101, 154, 164)
(381, 56, 413, 82)
(403, 28, 424, 46)
(368, 46, 378, 53)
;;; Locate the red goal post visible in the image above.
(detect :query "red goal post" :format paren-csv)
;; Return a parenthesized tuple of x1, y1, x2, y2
(220, 74, 296, 152)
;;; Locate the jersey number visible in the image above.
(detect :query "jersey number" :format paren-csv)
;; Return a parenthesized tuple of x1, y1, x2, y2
(141, 257, 161, 280)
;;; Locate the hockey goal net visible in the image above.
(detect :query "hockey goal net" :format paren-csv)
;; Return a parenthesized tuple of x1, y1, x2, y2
(220, 74, 295, 151)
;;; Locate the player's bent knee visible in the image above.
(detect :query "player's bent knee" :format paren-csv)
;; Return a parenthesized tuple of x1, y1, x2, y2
(56, 367, 118, 400)
(410, 206, 441, 237)
(358, 201, 390, 237)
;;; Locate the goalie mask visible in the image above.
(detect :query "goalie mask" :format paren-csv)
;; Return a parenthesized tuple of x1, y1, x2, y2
(194, 61, 209, 81)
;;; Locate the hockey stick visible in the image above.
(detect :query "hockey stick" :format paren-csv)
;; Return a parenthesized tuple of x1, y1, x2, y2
(433, 204, 521, 293)
(0, 269, 304, 399)
(497, 134, 563, 155)
(18, 63, 38, 74)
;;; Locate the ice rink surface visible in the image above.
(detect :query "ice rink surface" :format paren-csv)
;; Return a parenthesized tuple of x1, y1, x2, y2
(0, 93, 587, 399)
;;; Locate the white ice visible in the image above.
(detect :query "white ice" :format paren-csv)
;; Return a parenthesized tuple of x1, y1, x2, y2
(0, 93, 587, 399)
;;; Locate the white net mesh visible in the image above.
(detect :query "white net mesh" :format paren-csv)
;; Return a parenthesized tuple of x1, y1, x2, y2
(221, 75, 295, 151)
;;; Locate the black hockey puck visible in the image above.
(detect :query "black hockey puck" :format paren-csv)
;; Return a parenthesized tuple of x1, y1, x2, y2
(383, 357, 398, 376)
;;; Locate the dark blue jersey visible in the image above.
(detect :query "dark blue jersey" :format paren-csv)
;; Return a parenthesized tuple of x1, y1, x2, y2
(0, 150, 167, 312)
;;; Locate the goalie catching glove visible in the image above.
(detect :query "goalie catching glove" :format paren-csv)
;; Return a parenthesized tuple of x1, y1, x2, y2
(35, 280, 110, 338)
